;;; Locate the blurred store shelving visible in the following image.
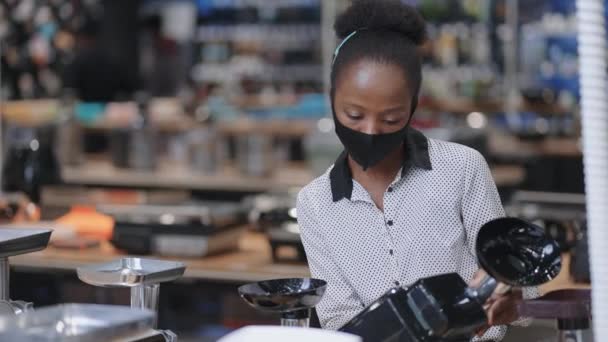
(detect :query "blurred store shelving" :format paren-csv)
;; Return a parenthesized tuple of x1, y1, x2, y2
(0, 0, 589, 197)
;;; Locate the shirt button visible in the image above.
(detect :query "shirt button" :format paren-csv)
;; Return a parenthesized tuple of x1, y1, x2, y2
(388, 187, 393, 192)
(394, 281, 400, 286)
(387, 220, 394, 226)
(389, 249, 394, 255)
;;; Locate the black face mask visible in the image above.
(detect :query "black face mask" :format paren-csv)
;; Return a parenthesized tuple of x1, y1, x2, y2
(333, 112, 409, 171)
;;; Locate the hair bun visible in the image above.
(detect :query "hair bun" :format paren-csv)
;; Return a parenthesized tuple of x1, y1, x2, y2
(334, 0, 426, 46)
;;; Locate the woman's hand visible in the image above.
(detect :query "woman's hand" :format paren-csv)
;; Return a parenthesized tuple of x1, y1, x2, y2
(469, 270, 523, 337)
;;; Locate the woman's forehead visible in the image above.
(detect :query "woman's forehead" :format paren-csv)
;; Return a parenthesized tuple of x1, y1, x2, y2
(335, 60, 411, 107)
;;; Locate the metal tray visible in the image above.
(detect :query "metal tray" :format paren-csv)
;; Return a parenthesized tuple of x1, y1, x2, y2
(77, 258, 186, 287)
(0, 228, 52, 258)
(0, 304, 155, 341)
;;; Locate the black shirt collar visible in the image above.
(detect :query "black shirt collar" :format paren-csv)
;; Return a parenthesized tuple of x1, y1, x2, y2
(329, 127, 432, 202)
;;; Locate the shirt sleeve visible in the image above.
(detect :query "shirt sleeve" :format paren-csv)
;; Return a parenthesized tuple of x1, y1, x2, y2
(297, 189, 364, 330)
(461, 150, 539, 337)
(461, 150, 506, 257)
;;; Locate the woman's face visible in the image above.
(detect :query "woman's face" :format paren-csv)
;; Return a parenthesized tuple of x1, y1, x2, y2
(333, 60, 413, 135)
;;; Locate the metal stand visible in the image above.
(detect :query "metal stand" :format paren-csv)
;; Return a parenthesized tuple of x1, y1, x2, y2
(557, 318, 589, 342)
(280, 309, 311, 327)
(131, 284, 160, 326)
(558, 330, 585, 342)
(0, 228, 52, 316)
(77, 258, 185, 341)
(0, 258, 9, 301)
(131, 284, 160, 311)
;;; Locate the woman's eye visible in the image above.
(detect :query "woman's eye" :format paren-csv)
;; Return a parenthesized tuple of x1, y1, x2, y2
(347, 113, 362, 120)
(384, 119, 400, 125)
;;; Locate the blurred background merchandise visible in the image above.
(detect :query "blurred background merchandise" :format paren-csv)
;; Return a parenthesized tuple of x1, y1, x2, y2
(0, 0, 593, 341)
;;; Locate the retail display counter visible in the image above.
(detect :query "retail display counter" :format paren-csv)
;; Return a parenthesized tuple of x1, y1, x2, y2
(10, 229, 585, 294)
(11, 231, 310, 283)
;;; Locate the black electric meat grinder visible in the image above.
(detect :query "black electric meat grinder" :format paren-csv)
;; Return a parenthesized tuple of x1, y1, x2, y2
(339, 217, 562, 341)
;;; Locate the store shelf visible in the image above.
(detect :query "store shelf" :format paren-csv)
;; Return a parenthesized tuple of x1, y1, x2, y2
(82, 119, 315, 136)
(489, 133, 581, 158)
(1, 100, 60, 127)
(420, 97, 573, 115)
(197, 0, 320, 9)
(62, 161, 313, 192)
(521, 102, 575, 115)
(83, 119, 199, 133)
(216, 119, 314, 136)
(62, 159, 524, 191)
(192, 63, 322, 83)
(490, 165, 525, 187)
(196, 24, 320, 43)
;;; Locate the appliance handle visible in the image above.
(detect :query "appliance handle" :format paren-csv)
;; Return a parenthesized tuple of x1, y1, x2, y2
(466, 275, 511, 305)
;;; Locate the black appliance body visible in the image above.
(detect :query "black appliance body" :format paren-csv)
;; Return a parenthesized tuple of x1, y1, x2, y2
(246, 193, 306, 262)
(2, 125, 61, 203)
(103, 202, 247, 257)
(339, 217, 561, 342)
(341, 274, 484, 342)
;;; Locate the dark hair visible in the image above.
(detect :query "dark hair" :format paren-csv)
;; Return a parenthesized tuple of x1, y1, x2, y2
(330, 0, 427, 113)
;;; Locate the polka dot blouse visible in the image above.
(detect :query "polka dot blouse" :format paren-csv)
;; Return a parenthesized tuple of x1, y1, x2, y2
(297, 128, 538, 341)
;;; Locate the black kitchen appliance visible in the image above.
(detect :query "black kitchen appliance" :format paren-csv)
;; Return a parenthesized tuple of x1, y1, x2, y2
(246, 193, 305, 263)
(507, 190, 589, 281)
(2, 125, 61, 203)
(508, 191, 586, 249)
(104, 202, 248, 257)
(339, 217, 562, 342)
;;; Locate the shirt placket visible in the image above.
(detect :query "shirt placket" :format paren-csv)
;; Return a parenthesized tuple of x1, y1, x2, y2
(382, 181, 402, 287)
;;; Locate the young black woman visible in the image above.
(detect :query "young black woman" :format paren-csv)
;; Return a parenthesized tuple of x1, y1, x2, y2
(296, 1, 537, 341)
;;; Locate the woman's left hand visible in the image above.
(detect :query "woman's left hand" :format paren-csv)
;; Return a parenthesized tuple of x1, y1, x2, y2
(470, 270, 523, 337)
(485, 289, 522, 325)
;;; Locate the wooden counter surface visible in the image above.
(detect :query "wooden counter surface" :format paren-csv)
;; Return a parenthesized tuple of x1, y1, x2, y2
(10, 229, 585, 293)
(11, 232, 310, 283)
(539, 253, 590, 295)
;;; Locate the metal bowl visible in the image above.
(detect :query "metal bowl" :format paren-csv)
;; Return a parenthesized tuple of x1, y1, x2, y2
(238, 278, 327, 313)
